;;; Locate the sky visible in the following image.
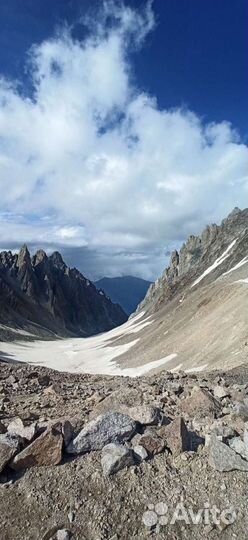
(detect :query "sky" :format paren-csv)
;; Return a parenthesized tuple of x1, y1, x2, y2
(0, 0, 247, 280)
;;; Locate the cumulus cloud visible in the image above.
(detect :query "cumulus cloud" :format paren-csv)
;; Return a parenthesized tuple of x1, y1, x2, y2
(0, 1, 247, 279)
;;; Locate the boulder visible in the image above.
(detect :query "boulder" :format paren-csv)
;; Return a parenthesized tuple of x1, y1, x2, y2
(213, 386, 230, 399)
(233, 401, 248, 421)
(7, 417, 37, 442)
(180, 387, 221, 418)
(229, 437, 247, 461)
(101, 443, 134, 476)
(89, 388, 143, 419)
(45, 419, 74, 446)
(208, 434, 248, 472)
(66, 412, 136, 454)
(0, 433, 20, 473)
(11, 425, 63, 470)
(127, 405, 159, 425)
(160, 416, 190, 455)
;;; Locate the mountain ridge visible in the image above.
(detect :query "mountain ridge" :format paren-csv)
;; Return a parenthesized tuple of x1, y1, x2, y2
(0, 246, 127, 340)
(137, 207, 248, 314)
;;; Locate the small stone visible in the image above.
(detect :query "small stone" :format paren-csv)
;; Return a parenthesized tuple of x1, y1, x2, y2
(38, 374, 50, 387)
(57, 529, 70, 540)
(0, 433, 20, 473)
(208, 434, 248, 472)
(68, 510, 75, 523)
(11, 425, 63, 470)
(101, 443, 134, 476)
(5, 374, 17, 385)
(66, 412, 136, 454)
(133, 444, 148, 461)
(213, 386, 229, 399)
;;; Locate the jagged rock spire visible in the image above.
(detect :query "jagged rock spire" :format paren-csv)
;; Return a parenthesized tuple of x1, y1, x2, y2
(17, 244, 31, 268)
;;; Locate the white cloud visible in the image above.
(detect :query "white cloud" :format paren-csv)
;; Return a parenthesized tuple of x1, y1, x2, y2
(0, 1, 247, 279)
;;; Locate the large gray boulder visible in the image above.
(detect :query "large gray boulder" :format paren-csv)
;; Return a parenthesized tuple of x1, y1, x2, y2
(66, 412, 136, 454)
(209, 434, 248, 472)
(229, 437, 248, 461)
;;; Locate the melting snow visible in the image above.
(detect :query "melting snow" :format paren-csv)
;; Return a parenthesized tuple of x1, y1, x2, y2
(221, 256, 248, 276)
(0, 311, 172, 377)
(185, 364, 208, 373)
(191, 239, 237, 287)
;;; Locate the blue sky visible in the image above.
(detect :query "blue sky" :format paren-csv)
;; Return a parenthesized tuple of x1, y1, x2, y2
(1, 0, 247, 136)
(0, 0, 247, 279)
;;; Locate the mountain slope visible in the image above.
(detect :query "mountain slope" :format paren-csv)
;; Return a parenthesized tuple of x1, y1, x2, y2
(94, 276, 152, 315)
(97, 207, 248, 374)
(0, 246, 127, 340)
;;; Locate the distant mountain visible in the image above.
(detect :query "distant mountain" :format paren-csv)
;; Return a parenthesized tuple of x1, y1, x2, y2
(94, 276, 152, 315)
(0, 246, 127, 340)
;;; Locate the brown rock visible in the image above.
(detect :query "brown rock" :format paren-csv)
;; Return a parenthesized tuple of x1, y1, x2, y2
(139, 432, 165, 456)
(11, 425, 63, 470)
(89, 388, 143, 419)
(49, 419, 74, 446)
(180, 387, 221, 418)
(159, 416, 190, 455)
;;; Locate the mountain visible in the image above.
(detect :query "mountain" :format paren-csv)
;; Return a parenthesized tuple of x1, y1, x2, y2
(93, 207, 247, 374)
(0, 246, 127, 340)
(94, 276, 152, 315)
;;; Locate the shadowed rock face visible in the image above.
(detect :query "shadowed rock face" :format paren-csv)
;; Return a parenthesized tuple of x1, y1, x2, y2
(0, 247, 127, 339)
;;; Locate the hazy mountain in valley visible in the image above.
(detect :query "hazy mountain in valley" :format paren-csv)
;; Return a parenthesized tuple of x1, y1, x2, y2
(94, 276, 152, 315)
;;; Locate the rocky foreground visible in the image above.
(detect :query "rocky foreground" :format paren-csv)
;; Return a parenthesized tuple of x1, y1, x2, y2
(1, 361, 248, 540)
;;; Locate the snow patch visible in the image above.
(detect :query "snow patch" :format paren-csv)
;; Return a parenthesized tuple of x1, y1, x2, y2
(221, 256, 248, 277)
(191, 239, 237, 287)
(0, 311, 162, 377)
(185, 364, 208, 373)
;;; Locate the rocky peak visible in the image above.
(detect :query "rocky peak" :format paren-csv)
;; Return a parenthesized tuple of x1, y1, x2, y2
(49, 251, 66, 269)
(0, 250, 15, 269)
(17, 245, 31, 269)
(32, 249, 48, 266)
(226, 206, 242, 220)
(137, 206, 248, 313)
(0, 245, 127, 337)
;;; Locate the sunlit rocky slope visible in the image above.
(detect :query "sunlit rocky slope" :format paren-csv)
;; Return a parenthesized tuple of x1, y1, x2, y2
(112, 207, 248, 373)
